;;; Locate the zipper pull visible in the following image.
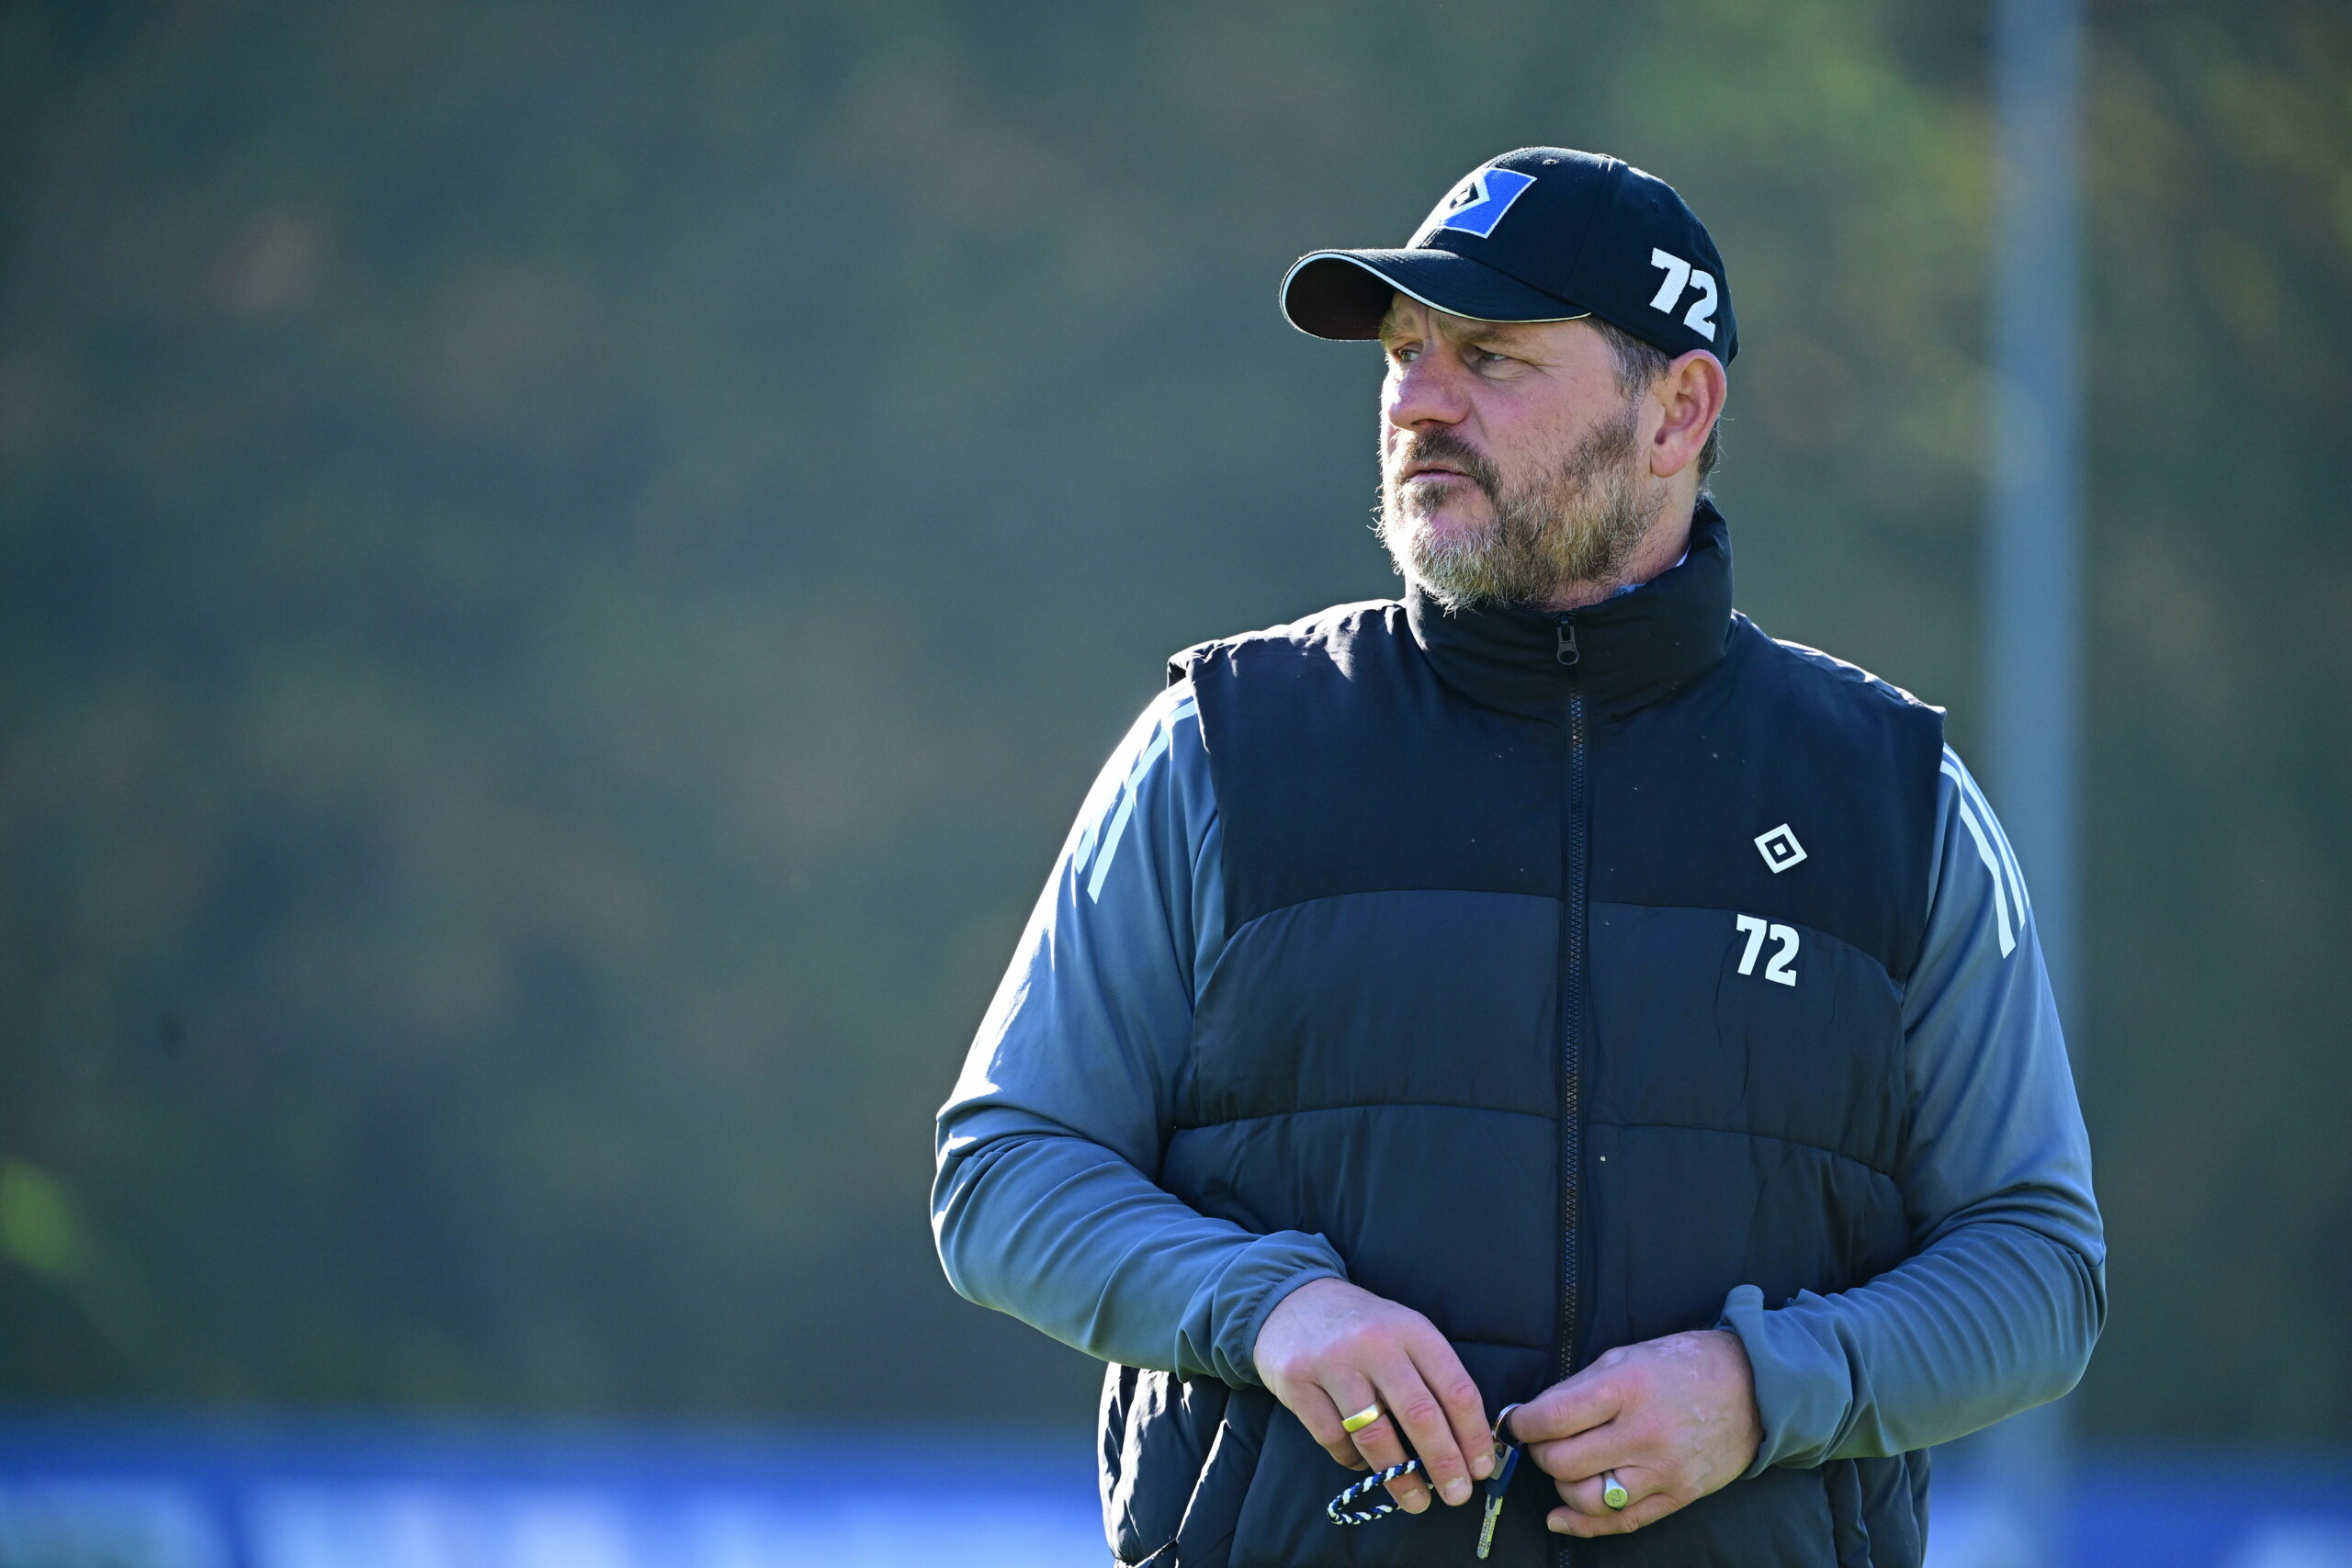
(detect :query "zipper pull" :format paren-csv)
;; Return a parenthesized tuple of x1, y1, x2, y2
(1555, 619, 1579, 667)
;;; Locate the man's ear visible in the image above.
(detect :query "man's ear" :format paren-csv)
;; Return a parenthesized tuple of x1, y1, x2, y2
(1650, 351, 1727, 479)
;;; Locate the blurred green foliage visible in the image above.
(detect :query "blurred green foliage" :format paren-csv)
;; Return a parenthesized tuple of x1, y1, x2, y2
(0, 0, 2344, 1440)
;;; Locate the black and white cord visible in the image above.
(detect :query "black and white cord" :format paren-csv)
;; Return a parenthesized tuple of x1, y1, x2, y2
(1327, 1459, 1425, 1525)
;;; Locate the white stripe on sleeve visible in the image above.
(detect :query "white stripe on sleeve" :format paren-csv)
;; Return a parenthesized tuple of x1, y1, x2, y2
(1077, 693, 1198, 902)
(1940, 750, 2023, 959)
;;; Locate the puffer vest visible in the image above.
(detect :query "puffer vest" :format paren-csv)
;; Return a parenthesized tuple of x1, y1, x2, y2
(1098, 505, 1946, 1567)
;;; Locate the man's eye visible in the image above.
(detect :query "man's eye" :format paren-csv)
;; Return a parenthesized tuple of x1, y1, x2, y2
(1472, 348, 1512, 368)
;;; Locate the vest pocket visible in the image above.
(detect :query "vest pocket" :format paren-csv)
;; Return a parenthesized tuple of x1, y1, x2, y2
(1169, 1393, 1273, 1568)
(1826, 1452, 1926, 1568)
(1103, 1366, 1230, 1563)
(1825, 1459, 1872, 1567)
(1101, 1369, 1282, 1568)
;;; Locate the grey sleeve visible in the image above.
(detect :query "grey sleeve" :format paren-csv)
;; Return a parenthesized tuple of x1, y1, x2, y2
(932, 682, 1347, 1386)
(1719, 746, 2108, 1470)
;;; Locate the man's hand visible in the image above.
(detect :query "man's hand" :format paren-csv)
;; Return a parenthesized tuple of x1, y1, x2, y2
(1253, 1278, 1494, 1514)
(1510, 1329, 1761, 1538)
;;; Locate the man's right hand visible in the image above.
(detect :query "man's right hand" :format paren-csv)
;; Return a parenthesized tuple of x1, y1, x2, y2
(1251, 1277, 1493, 1514)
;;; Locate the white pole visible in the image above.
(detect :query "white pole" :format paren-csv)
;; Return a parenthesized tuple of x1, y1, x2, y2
(1966, 0, 2084, 1563)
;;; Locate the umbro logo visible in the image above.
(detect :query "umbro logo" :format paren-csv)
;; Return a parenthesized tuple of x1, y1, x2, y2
(1755, 823, 1806, 874)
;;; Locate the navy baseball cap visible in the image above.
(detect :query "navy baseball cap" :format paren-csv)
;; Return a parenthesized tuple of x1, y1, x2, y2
(1280, 148, 1737, 364)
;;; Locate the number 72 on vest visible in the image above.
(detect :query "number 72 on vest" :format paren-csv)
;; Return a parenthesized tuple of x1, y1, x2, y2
(1734, 913, 1801, 986)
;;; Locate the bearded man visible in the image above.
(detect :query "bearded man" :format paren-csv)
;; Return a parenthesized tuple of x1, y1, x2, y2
(933, 150, 2102, 1568)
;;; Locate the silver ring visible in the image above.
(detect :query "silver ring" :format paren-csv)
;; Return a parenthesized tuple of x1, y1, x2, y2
(1601, 1471, 1630, 1511)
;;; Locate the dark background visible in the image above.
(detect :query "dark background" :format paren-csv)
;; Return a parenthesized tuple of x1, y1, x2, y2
(0, 0, 2345, 1448)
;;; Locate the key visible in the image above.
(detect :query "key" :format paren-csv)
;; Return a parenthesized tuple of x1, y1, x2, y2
(1477, 1403, 1525, 1561)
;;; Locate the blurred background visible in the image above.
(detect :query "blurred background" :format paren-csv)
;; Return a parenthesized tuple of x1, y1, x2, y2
(1, 0, 2346, 1563)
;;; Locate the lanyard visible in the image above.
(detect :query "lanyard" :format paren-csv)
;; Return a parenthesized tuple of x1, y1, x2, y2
(1324, 1402, 1525, 1560)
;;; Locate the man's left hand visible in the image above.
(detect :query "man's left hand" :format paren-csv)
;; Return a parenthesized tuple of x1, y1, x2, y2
(1508, 1328, 1761, 1538)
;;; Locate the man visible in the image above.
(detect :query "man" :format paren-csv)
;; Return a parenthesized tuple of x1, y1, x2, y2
(933, 149, 2102, 1567)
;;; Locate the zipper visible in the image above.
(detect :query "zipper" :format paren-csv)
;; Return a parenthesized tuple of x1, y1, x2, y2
(1553, 613, 1588, 1568)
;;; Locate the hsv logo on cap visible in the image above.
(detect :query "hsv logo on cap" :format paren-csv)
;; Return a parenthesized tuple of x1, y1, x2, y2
(1419, 167, 1537, 242)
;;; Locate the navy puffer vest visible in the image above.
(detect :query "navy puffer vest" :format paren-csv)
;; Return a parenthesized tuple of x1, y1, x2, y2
(1099, 505, 1946, 1567)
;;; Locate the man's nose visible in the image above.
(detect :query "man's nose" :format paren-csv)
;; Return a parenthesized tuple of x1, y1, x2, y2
(1385, 352, 1470, 432)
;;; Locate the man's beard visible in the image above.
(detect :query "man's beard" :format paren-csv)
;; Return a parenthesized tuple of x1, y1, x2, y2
(1377, 401, 1661, 613)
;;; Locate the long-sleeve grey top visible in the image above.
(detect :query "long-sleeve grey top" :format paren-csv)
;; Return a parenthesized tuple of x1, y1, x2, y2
(933, 676, 2105, 1470)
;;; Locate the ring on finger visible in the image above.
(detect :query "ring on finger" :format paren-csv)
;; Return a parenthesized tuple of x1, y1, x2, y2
(1340, 1403, 1384, 1435)
(1601, 1472, 1630, 1511)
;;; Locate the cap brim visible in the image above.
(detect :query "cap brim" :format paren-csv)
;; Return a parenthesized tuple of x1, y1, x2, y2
(1279, 249, 1591, 340)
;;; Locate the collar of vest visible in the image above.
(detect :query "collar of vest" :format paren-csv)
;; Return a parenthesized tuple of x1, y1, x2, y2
(1403, 497, 1736, 720)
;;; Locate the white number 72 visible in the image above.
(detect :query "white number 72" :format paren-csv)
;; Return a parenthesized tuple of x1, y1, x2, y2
(1647, 248, 1720, 341)
(1734, 913, 1800, 986)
